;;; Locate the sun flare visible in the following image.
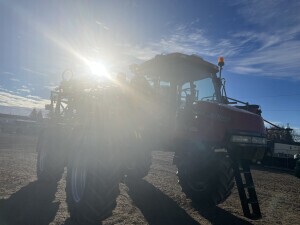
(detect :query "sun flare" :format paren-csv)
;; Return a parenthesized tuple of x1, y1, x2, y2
(87, 60, 109, 78)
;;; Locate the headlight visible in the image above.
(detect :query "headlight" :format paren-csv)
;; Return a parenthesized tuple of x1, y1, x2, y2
(231, 135, 252, 143)
(230, 135, 266, 145)
(252, 137, 267, 145)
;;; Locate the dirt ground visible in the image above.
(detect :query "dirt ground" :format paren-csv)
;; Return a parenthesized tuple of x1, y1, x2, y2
(0, 134, 299, 225)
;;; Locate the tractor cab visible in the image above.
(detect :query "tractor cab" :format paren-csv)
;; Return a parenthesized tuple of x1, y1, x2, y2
(135, 53, 223, 116)
(135, 52, 266, 149)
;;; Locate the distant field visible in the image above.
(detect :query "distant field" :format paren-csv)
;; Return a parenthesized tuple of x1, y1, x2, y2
(0, 133, 37, 151)
(0, 135, 299, 225)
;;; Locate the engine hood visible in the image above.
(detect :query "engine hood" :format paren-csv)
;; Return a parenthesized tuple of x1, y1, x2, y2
(217, 102, 266, 134)
(177, 101, 266, 143)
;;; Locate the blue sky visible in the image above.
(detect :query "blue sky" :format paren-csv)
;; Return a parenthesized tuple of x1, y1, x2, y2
(0, 0, 300, 129)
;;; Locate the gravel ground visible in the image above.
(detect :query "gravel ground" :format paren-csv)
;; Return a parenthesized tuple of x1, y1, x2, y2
(0, 134, 299, 225)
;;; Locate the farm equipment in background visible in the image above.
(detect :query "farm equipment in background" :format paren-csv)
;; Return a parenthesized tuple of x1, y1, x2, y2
(36, 53, 267, 224)
(261, 120, 300, 176)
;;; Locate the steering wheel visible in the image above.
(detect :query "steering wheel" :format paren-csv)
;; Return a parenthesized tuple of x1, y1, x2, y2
(201, 94, 216, 101)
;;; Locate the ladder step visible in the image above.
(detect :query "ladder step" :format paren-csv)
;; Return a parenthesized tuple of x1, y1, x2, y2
(243, 183, 255, 189)
(247, 198, 258, 204)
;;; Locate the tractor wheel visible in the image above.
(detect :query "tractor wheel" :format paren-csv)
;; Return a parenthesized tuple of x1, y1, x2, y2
(125, 150, 152, 180)
(177, 152, 234, 206)
(125, 130, 152, 181)
(36, 127, 66, 182)
(66, 130, 121, 225)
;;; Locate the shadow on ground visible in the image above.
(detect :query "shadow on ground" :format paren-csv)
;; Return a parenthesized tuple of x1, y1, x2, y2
(0, 178, 253, 225)
(127, 179, 253, 225)
(194, 204, 253, 225)
(127, 179, 200, 225)
(0, 180, 59, 225)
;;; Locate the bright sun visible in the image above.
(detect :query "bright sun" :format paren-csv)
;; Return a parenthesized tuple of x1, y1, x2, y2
(87, 61, 109, 78)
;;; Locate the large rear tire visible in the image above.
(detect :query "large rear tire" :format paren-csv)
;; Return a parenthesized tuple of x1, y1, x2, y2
(66, 129, 121, 225)
(177, 150, 234, 205)
(125, 150, 152, 180)
(36, 126, 66, 182)
(125, 131, 152, 180)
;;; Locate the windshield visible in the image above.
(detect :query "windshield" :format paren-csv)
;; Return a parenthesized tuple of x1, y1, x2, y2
(181, 77, 217, 106)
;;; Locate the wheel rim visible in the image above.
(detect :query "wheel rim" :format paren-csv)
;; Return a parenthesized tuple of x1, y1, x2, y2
(71, 162, 86, 203)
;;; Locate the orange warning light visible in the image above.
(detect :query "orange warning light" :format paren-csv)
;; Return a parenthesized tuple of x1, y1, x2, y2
(218, 57, 224, 67)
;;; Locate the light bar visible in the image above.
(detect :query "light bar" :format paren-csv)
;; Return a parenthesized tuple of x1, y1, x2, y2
(230, 135, 266, 145)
